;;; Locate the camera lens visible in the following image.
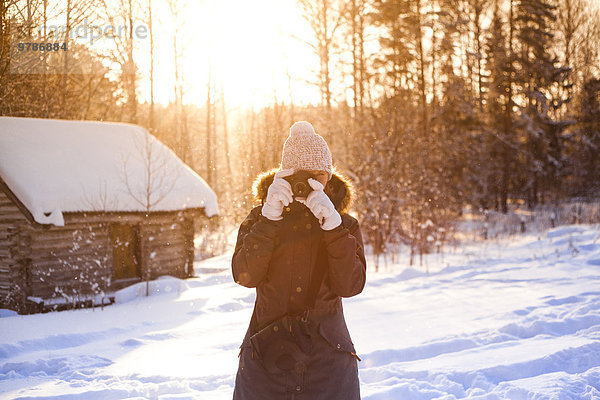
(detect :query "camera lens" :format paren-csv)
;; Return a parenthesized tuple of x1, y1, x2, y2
(293, 181, 308, 197)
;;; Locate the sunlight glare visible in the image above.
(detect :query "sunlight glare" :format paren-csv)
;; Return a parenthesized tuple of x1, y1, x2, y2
(143, 0, 319, 108)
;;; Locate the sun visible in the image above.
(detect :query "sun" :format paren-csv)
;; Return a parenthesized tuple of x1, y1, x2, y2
(138, 0, 320, 109)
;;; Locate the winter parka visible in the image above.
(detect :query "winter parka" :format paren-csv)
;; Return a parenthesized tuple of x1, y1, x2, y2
(232, 170, 367, 400)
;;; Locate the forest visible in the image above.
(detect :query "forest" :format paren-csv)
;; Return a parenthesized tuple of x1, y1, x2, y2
(1, 0, 599, 265)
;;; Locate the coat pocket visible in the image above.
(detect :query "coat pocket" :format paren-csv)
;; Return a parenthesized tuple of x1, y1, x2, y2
(318, 322, 356, 354)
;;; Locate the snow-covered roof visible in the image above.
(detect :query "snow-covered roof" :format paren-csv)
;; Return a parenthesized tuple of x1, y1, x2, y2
(0, 117, 219, 226)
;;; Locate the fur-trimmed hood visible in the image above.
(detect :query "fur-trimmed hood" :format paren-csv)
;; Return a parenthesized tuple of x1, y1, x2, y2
(252, 168, 354, 214)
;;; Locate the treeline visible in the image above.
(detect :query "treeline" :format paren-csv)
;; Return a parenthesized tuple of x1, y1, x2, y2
(234, 0, 600, 265)
(1, 0, 600, 265)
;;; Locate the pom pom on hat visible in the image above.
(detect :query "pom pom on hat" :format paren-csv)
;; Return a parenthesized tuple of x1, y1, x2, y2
(290, 121, 316, 137)
(281, 121, 333, 179)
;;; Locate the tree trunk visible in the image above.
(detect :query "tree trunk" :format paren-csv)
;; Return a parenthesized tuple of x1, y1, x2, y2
(148, 0, 155, 130)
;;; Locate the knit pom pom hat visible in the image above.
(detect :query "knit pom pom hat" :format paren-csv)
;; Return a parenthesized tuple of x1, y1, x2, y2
(281, 121, 333, 179)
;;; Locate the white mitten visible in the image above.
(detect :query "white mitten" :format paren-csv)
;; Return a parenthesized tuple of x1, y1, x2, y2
(297, 178, 342, 230)
(261, 169, 294, 221)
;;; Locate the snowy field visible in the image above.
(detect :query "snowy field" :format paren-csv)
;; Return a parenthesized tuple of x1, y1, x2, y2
(1, 225, 600, 399)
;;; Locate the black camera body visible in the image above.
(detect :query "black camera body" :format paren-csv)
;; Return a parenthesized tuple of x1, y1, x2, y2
(284, 171, 313, 198)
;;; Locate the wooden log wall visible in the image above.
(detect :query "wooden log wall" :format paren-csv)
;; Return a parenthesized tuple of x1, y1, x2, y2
(1, 206, 203, 311)
(23, 222, 113, 301)
(66, 210, 198, 282)
(140, 214, 195, 279)
(0, 191, 28, 308)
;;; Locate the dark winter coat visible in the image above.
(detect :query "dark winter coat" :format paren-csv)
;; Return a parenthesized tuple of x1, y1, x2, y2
(232, 170, 367, 400)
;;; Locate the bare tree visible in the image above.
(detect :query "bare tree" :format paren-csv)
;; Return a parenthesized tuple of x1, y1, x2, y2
(164, 0, 192, 167)
(560, 0, 600, 91)
(297, 0, 347, 148)
(101, 0, 140, 123)
(147, 0, 155, 130)
(220, 82, 232, 181)
(57, 0, 96, 117)
(205, 65, 216, 188)
(120, 131, 180, 212)
(120, 130, 181, 295)
(80, 179, 120, 211)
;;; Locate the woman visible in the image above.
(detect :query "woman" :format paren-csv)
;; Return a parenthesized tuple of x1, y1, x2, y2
(232, 121, 367, 399)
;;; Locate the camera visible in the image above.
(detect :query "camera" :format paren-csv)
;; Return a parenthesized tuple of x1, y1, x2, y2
(284, 171, 313, 198)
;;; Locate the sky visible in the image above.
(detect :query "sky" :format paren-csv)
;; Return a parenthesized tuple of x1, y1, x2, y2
(135, 0, 322, 109)
(24, 0, 600, 111)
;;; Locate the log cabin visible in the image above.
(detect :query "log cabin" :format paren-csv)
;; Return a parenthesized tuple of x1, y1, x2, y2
(0, 117, 218, 313)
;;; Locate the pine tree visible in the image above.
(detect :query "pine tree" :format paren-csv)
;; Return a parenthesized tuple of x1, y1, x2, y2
(575, 78, 600, 195)
(484, 0, 514, 212)
(514, 0, 571, 205)
(370, 0, 417, 126)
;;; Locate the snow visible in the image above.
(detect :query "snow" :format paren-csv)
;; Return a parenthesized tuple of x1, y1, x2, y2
(0, 117, 218, 226)
(1, 224, 600, 399)
(113, 276, 190, 303)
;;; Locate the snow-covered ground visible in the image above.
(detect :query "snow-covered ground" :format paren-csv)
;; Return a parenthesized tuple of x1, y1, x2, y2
(1, 225, 600, 399)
